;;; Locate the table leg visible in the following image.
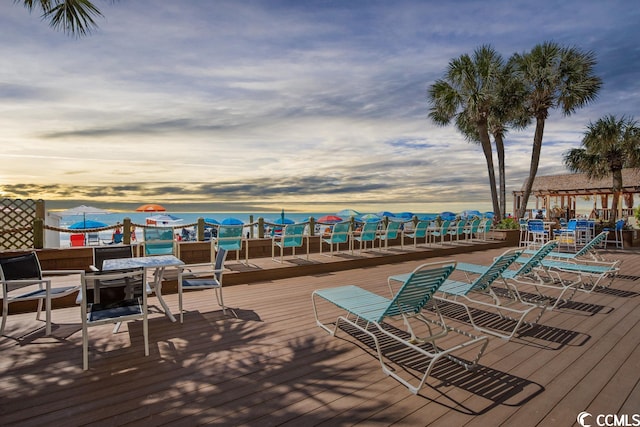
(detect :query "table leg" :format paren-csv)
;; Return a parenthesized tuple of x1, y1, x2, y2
(148, 266, 176, 322)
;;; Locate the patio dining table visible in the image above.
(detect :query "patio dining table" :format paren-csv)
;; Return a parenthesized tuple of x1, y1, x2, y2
(102, 255, 184, 322)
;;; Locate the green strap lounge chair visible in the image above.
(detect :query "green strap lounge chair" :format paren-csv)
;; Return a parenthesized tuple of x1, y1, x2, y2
(447, 219, 467, 244)
(213, 224, 247, 264)
(319, 221, 352, 257)
(390, 249, 530, 340)
(404, 220, 430, 247)
(377, 220, 402, 251)
(143, 227, 176, 256)
(524, 231, 610, 263)
(354, 220, 379, 252)
(429, 220, 451, 245)
(272, 223, 308, 263)
(312, 260, 488, 395)
(462, 218, 482, 241)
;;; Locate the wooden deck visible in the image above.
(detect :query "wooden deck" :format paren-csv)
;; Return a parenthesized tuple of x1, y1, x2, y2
(1, 244, 639, 426)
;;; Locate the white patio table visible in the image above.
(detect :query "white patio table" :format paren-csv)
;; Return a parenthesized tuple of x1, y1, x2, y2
(102, 254, 184, 322)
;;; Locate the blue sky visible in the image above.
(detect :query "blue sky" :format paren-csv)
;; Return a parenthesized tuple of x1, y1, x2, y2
(1, 0, 639, 213)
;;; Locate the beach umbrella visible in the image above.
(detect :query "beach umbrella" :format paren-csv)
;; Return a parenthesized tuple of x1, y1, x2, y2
(221, 217, 244, 225)
(359, 213, 380, 222)
(419, 213, 438, 221)
(460, 209, 482, 218)
(317, 215, 343, 224)
(204, 218, 220, 226)
(484, 212, 495, 219)
(59, 205, 110, 228)
(395, 212, 414, 219)
(146, 214, 183, 224)
(376, 211, 396, 218)
(336, 209, 361, 217)
(440, 211, 457, 220)
(135, 203, 166, 212)
(272, 217, 295, 225)
(68, 219, 108, 230)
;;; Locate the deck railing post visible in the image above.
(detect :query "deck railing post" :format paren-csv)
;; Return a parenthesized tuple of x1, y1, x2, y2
(33, 217, 44, 249)
(197, 217, 205, 241)
(123, 217, 132, 245)
(309, 217, 315, 237)
(258, 217, 264, 239)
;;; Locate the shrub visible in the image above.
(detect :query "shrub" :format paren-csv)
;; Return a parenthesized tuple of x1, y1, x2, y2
(494, 218, 519, 230)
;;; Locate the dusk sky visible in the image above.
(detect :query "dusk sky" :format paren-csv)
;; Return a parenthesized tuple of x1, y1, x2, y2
(1, 0, 639, 213)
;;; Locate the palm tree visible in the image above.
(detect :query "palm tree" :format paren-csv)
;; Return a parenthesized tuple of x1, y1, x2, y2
(564, 115, 640, 223)
(427, 45, 504, 219)
(17, 0, 104, 37)
(509, 41, 602, 219)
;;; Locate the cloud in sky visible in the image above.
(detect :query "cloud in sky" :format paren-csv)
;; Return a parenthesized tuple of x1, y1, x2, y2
(1, 0, 639, 213)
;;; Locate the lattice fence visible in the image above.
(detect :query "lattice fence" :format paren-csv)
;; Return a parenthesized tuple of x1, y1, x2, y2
(1, 199, 44, 250)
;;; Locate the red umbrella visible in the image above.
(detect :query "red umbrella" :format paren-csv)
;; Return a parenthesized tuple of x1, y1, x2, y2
(135, 203, 167, 213)
(317, 215, 343, 223)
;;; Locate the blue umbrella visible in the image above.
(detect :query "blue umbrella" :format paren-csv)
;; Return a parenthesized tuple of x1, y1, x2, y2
(484, 212, 495, 219)
(396, 212, 414, 219)
(336, 209, 361, 217)
(419, 213, 438, 221)
(221, 217, 244, 225)
(376, 211, 396, 218)
(68, 219, 108, 230)
(440, 211, 457, 220)
(359, 214, 380, 222)
(272, 217, 295, 225)
(204, 218, 220, 226)
(460, 209, 482, 219)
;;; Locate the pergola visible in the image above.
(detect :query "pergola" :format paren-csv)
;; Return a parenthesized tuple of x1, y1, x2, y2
(513, 168, 640, 220)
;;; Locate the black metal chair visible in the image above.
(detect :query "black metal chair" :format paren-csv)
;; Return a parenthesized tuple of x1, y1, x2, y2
(81, 268, 148, 370)
(0, 252, 83, 336)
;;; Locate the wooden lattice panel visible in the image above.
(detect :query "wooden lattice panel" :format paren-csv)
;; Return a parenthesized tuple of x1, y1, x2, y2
(0, 199, 42, 250)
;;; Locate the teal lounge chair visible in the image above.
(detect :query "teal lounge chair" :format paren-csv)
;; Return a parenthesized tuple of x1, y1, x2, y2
(319, 221, 352, 257)
(354, 220, 379, 252)
(462, 218, 481, 242)
(391, 249, 531, 340)
(525, 231, 610, 263)
(143, 227, 176, 256)
(213, 224, 247, 264)
(404, 220, 430, 247)
(454, 240, 560, 311)
(377, 220, 402, 251)
(429, 220, 451, 245)
(522, 255, 620, 294)
(312, 260, 488, 395)
(272, 223, 308, 263)
(447, 219, 467, 244)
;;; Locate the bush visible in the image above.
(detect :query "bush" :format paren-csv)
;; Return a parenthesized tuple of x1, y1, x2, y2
(494, 218, 519, 230)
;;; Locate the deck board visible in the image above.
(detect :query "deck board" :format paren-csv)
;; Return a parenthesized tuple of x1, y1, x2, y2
(1, 245, 639, 426)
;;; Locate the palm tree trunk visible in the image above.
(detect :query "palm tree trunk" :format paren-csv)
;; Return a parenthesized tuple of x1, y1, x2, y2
(517, 116, 545, 218)
(611, 169, 624, 222)
(478, 122, 501, 219)
(494, 133, 506, 220)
